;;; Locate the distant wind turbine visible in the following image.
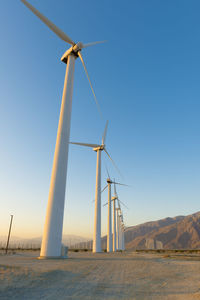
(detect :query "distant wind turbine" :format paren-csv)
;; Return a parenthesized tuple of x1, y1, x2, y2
(21, 0, 105, 258)
(70, 122, 119, 252)
(113, 183, 128, 250)
(102, 171, 128, 252)
(121, 222, 125, 250)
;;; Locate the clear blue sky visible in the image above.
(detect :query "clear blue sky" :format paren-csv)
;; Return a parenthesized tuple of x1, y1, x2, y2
(0, 0, 200, 238)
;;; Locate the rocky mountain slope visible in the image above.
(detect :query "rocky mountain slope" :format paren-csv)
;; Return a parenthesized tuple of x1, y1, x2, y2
(125, 211, 200, 249)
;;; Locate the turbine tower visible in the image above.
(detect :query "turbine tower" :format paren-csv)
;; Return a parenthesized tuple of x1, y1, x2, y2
(111, 195, 117, 252)
(119, 212, 123, 250)
(70, 122, 119, 252)
(102, 174, 127, 253)
(21, 0, 105, 258)
(121, 223, 125, 251)
(113, 183, 128, 251)
(116, 207, 121, 250)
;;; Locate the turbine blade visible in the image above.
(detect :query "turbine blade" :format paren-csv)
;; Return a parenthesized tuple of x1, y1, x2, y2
(118, 201, 121, 210)
(82, 40, 107, 48)
(103, 202, 108, 207)
(78, 51, 102, 119)
(114, 182, 129, 187)
(114, 182, 117, 196)
(101, 185, 108, 193)
(21, 0, 75, 45)
(119, 199, 128, 209)
(70, 142, 100, 148)
(105, 164, 110, 179)
(102, 120, 108, 144)
(104, 148, 122, 177)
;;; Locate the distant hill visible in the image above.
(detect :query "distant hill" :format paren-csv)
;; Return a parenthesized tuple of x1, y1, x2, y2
(2, 212, 200, 250)
(82, 211, 200, 250)
(125, 211, 200, 250)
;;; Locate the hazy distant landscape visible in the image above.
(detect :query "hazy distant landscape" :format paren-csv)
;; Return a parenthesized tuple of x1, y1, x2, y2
(2, 211, 200, 252)
(0, 234, 90, 249)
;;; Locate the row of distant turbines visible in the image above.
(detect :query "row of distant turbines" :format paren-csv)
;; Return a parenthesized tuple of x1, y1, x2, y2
(102, 174, 127, 252)
(21, 0, 127, 258)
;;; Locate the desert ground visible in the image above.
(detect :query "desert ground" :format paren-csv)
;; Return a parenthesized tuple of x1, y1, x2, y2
(0, 251, 200, 300)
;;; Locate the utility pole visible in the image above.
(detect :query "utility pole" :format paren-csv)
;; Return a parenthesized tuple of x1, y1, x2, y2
(5, 215, 13, 254)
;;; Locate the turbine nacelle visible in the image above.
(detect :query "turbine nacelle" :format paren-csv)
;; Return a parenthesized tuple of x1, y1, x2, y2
(73, 42, 84, 52)
(93, 144, 105, 152)
(107, 178, 112, 184)
(61, 42, 83, 64)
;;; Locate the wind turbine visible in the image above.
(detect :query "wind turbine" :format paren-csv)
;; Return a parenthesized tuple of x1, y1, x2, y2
(102, 172, 128, 253)
(70, 122, 119, 252)
(116, 207, 121, 250)
(111, 195, 117, 251)
(119, 212, 124, 250)
(21, 0, 105, 258)
(113, 183, 128, 251)
(121, 222, 125, 251)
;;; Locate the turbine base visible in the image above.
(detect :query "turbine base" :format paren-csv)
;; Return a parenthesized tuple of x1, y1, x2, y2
(38, 255, 68, 260)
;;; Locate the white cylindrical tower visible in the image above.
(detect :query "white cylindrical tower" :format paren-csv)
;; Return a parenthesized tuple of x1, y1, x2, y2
(112, 199, 116, 252)
(122, 227, 125, 250)
(93, 149, 102, 253)
(107, 183, 112, 252)
(40, 54, 76, 258)
(118, 217, 122, 250)
(116, 209, 119, 250)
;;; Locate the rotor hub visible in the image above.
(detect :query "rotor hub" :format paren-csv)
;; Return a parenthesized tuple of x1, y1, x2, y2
(93, 145, 104, 152)
(72, 42, 84, 53)
(107, 178, 112, 184)
(61, 42, 83, 64)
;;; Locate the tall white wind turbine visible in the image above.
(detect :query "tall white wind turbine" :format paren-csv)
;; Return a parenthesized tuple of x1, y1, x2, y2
(70, 122, 119, 253)
(21, 0, 105, 258)
(102, 173, 128, 253)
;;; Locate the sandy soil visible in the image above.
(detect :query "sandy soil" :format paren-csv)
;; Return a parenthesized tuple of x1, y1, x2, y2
(0, 251, 200, 300)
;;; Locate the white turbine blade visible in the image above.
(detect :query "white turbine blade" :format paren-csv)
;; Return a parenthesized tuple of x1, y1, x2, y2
(114, 182, 117, 196)
(114, 181, 129, 187)
(103, 202, 108, 207)
(118, 201, 121, 210)
(70, 142, 99, 148)
(105, 164, 110, 179)
(101, 185, 108, 193)
(82, 40, 107, 48)
(119, 199, 128, 209)
(104, 148, 122, 177)
(116, 194, 121, 209)
(78, 51, 102, 119)
(102, 120, 108, 144)
(21, 0, 75, 45)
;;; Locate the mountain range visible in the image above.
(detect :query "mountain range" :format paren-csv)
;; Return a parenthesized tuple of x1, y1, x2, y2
(1, 211, 199, 250)
(125, 211, 200, 249)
